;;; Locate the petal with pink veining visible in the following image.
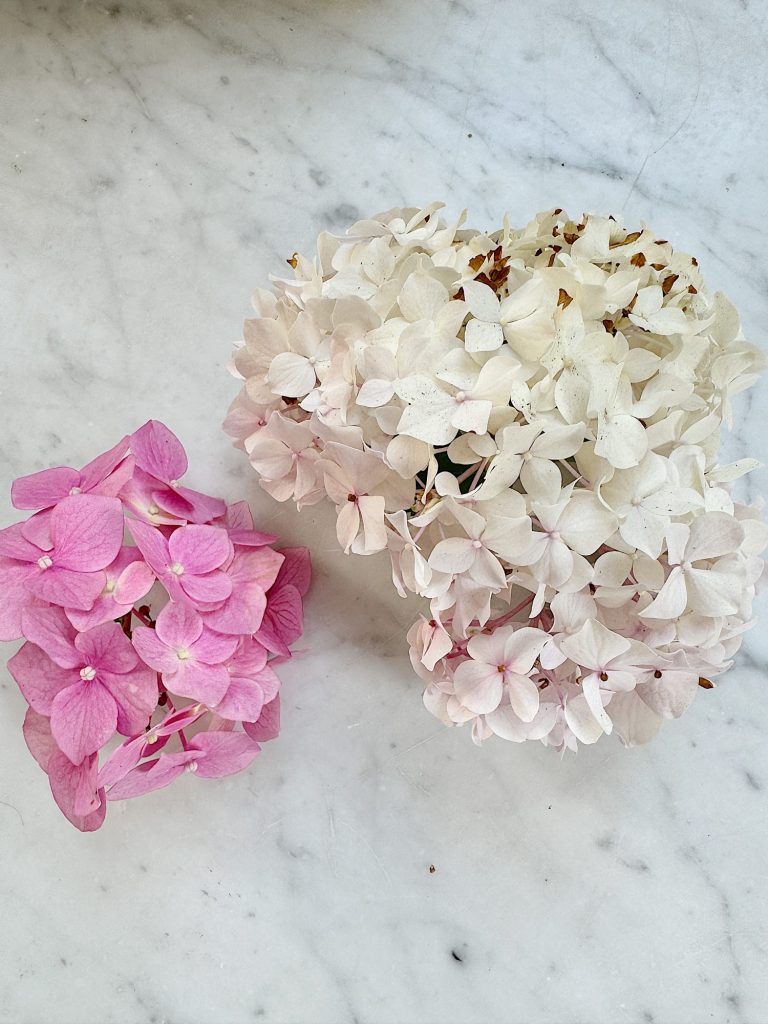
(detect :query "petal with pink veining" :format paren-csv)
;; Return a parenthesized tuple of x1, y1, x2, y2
(27, 566, 106, 610)
(243, 694, 281, 741)
(131, 420, 188, 482)
(48, 750, 107, 830)
(78, 436, 130, 490)
(8, 642, 75, 714)
(189, 731, 261, 778)
(168, 660, 230, 705)
(169, 524, 231, 575)
(126, 519, 171, 575)
(75, 622, 138, 673)
(131, 625, 180, 673)
(213, 676, 266, 722)
(11, 466, 81, 510)
(20, 605, 80, 668)
(51, 679, 118, 764)
(154, 601, 203, 648)
(23, 707, 58, 772)
(100, 664, 157, 735)
(51, 494, 124, 571)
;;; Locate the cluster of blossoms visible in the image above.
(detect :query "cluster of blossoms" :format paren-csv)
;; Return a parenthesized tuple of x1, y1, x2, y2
(226, 203, 765, 750)
(0, 421, 309, 830)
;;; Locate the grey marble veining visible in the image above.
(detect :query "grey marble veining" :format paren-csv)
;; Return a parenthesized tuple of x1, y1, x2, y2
(1, 2, 767, 1022)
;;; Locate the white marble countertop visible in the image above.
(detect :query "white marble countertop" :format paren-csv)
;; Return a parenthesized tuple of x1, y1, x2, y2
(1, 2, 767, 1022)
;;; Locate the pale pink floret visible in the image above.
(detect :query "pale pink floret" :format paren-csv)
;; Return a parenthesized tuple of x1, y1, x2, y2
(129, 520, 232, 606)
(0, 494, 125, 637)
(131, 601, 237, 705)
(11, 436, 133, 510)
(9, 608, 157, 764)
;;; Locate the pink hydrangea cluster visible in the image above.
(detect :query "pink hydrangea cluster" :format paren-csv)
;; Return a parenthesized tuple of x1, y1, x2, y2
(0, 421, 310, 830)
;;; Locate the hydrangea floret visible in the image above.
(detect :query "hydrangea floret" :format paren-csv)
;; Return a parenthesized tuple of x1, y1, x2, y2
(1, 421, 310, 830)
(225, 203, 766, 750)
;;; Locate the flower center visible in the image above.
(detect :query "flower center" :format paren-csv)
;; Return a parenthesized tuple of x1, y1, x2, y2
(472, 539, 483, 549)
(37, 555, 53, 570)
(80, 666, 97, 681)
(176, 648, 190, 661)
(523, 451, 533, 462)
(455, 391, 467, 403)
(148, 503, 160, 515)
(186, 761, 198, 773)
(497, 664, 506, 674)
(105, 580, 116, 594)
(170, 562, 185, 576)
(69, 486, 82, 495)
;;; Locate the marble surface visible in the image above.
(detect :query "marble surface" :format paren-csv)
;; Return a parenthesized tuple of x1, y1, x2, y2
(1, 1, 767, 1022)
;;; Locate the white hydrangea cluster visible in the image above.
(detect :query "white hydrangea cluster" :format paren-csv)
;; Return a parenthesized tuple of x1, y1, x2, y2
(225, 203, 766, 750)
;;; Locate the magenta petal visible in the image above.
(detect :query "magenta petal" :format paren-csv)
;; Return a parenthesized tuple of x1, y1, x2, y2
(119, 470, 187, 526)
(97, 733, 146, 788)
(244, 695, 281, 742)
(189, 730, 261, 778)
(51, 495, 124, 571)
(168, 660, 230, 704)
(170, 485, 226, 525)
(100, 665, 157, 735)
(203, 582, 266, 635)
(8, 642, 75, 714)
(181, 569, 233, 605)
(274, 547, 312, 596)
(76, 622, 138, 673)
(131, 420, 188, 482)
(153, 705, 207, 737)
(48, 750, 107, 831)
(223, 501, 254, 531)
(21, 606, 80, 668)
(190, 627, 239, 665)
(51, 679, 118, 764)
(0, 522, 41, 561)
(132, 625, 180, 673)
(169, 525, 231, 574)
(212, 677, 266, 722)
(125, 519, 170, 574)
(11, 466, 80, 510)
(0, 559, 39, 641)
(27, 566, 106, 610)
(107, 750, 198, 800)
(22, 708, 58, 772)
(265, 583, 304, 645)
(114, 558, 154, 604)
(78, 436, 130, 490)
(155, 601, 204, 648)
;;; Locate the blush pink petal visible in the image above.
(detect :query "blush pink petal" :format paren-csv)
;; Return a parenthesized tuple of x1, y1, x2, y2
(212, 676, 267, 722)
(113, 558, 155, 604)
(127, 519, 171, 573)
(180, 569, 233, 604)
(48, 750, 107, 831)
(8, 643, 74, 714)
(50, 494, 124, 571)
(20, 606, 80, 668)
(243, 695, 281, 742)
(131, 420, 188, 482)
(188, 731, 261, 778)
(51, 679, 118, 764)
(228, 528, 278, 547)
(0, 559, 37, 641)
(21, 510, 54, 550)
(168, 660, 230, 705)
(169, 525, 230, 574)
(22, 708, 58, 772)
(97, 733, 147, 788)
(0, 522, 40, 560)
(155, 601, 204, 648)
(75, 622, 138, 673)
(78, 436, 131, 491)
(99, 666, 157, 735)
(119, 469, 187, 526)
(274, 546, 312, 596)
(11, 467, 81, 510)
(161, 486, 226, 524)
(107, 750, 199, 800)
(27, 566, 106, 610)
(131, 626, 181, 673)
(202, 581, 266, 635)
(190, 628, 239, 665)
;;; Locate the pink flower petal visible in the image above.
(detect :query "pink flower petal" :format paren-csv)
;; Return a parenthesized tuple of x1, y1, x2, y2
(202, 581, 266, 635)
(169, 485, 226, 524)
(78, 436, 131, 491)
(131, 420, 188, 483)
(22, 708, 58, 772)
(190, 627, 239, 665)
(244, 695, 281, 741)
(212, 676, 266, 721)
(114, 558, 155, 604)
(0, 559, 37, 641)
(131, 625, 180, 673)
(27, 566, 106, 610)
(97, 733, 147, 788)
(8, 642, 75, 714)
(48, 750, 107, 831)
(0, 522, 40, 560)
(188, 730, 261, 778)
(274, 547, 312, 597)
(51, 494, 124, 571)
(166, 660, 230, 705)
(99, 665, 158, 735)
(21, 509, 53, 550)
(180, 569, 233, 605)
(263, 583, 304, 646)
(228, 638, 269, 675)
(51, 678, 118, 764)
(107, 750, 199, 800)
(119, 469, 187, 526)
(155, 601, 204, 648)
(11, 466, 81, 510)
(20, 605, 80, 668)
(75, 622, 138, 673)
(169, 525, 231, 574)
(126, 519, 171, 574)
